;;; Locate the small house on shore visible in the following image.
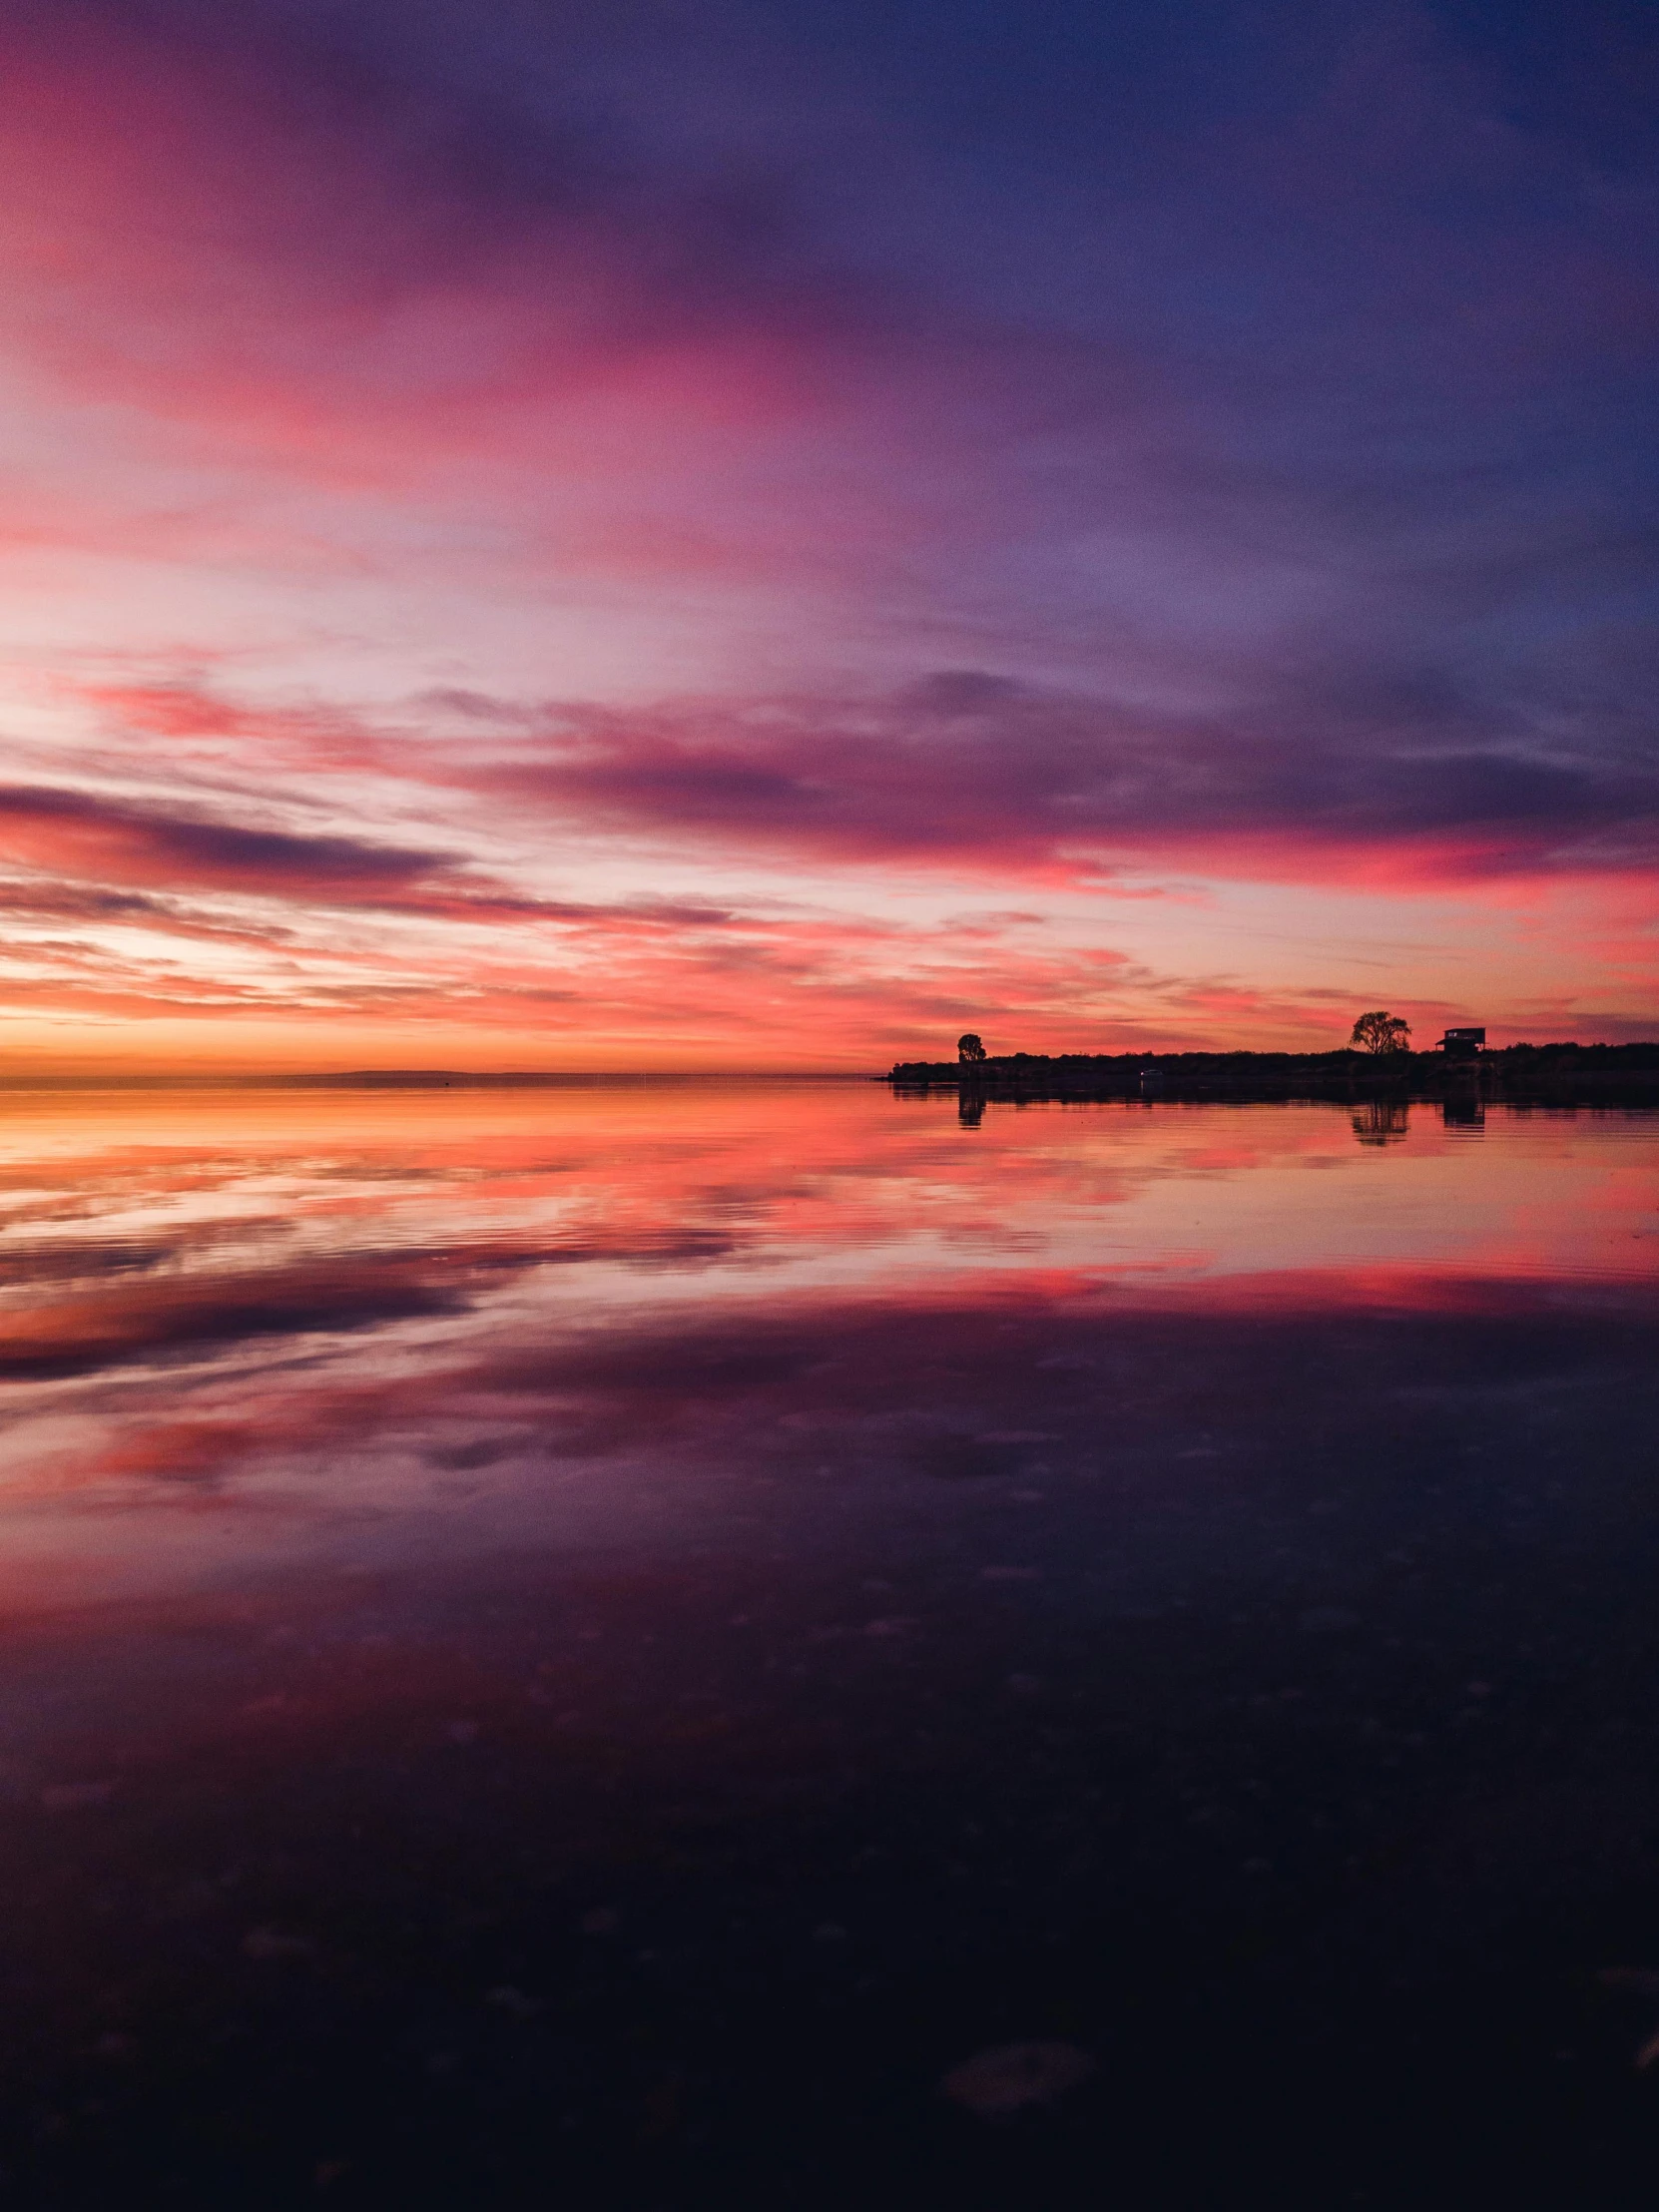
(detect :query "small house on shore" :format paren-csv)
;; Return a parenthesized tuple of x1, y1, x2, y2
(1439, 1026, 1485, 1059)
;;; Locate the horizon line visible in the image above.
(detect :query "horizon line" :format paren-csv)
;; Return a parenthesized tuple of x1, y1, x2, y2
(1, 1036, 1656, 1093)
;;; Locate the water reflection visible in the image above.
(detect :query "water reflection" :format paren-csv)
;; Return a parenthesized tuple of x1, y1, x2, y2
(1, 1084, 1657, 2204)
(1352, 1097, 1410, 1145)
(1, 1081, 1651, 1603)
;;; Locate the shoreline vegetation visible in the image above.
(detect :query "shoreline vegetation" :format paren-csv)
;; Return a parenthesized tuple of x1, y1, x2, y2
(887, 1043, 1659, 1106)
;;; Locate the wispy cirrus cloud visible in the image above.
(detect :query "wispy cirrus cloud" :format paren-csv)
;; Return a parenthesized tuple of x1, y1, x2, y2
(0, 783, 453, 901)
(60, 668, 1659, 884)
(480, 675, 1659, 882)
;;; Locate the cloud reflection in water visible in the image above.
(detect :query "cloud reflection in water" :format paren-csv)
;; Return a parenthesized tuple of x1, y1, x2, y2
(0, 1080, 1654, 1601)
(1, 1083, 1658, 2203)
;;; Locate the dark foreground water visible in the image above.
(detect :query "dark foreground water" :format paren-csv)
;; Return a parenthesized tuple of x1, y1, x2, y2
(2, 1081, 1658, 2208)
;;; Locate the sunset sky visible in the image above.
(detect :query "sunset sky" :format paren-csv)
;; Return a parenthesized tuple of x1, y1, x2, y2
(1, 0, 1656, 1072)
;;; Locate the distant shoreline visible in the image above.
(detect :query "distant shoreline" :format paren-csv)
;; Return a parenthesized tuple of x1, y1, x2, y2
(0, 1070, 870, 1094)
(887, 1044, 1659, 1105)
(0, 1051, 1654, 1100)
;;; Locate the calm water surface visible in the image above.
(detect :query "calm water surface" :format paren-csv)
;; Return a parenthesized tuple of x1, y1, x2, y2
(3, 1083, 1658, 2206)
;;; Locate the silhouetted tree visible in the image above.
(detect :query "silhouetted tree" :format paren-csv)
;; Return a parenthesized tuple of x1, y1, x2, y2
(957, 1033, 987, 1063)
(1350, 1010, 1411, 1054)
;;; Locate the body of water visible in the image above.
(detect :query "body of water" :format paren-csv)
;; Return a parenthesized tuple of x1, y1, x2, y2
(2, 1081, 1658, 2205)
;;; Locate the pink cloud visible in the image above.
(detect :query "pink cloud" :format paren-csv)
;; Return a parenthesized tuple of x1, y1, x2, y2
(0, 6, 1651, 1063)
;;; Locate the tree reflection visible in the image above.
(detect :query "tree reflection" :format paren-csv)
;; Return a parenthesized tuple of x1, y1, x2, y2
(1352, 1099, 1409, 1146)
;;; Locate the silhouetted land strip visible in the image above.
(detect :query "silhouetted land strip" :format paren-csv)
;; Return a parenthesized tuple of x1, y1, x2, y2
(889, 1043, 1659, 1106)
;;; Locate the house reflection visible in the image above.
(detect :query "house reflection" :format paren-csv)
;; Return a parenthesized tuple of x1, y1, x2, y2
(1352, 1099, 1410, 1146)
(1441, 1096, 1485, 1133)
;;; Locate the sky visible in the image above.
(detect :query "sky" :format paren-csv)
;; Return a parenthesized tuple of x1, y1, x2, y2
(0, 0, 1655, 1072)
